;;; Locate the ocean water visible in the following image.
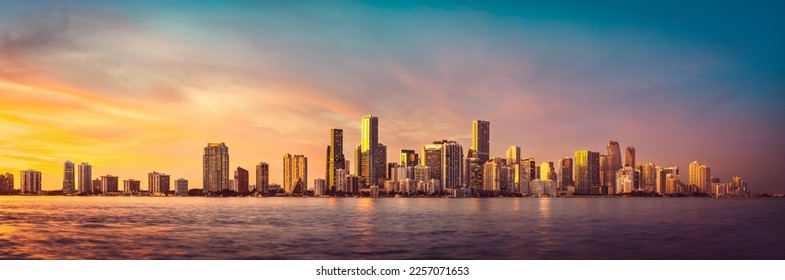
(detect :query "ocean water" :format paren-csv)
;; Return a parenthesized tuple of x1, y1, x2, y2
(0, 196, 783, 260)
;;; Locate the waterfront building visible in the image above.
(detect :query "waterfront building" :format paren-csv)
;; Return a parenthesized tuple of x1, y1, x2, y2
(78, 162, 92, 194)
(92, 178, 102, 193)
(314, 178, 326, 196)
(506, 145, 521, 165)
(335, 169, 347, 193)
(616, 166, 636, 194)
(557, 157, 574, 192)
(642, 163, 657, 192)
(148, 172, 170, 195)
(689, 161, 712, 194)
(574, 150, 600, 195)
(20, 169, 42, 194)
(625, 146, 636, 167)
(123, 179, 140, 194)
(235, 166, 249, 193)
(539, 162, 556, 181)
(203, 143, 230, 193)
(100, 175, 119, 194)
(400, 149, 419, 167)
(472, 120, 490, 163)
(63, 161, 75, 193)
(607, 141, 622, 192)
(359, 115, 379, 187)
(0, 173, 13, 193)
(327, 128, 345, 193)
(256, 162, 269, 193)
(482, 159, 501, 192)
(530, 179, 557, 196)
(346, 175, 360, 194)
(465, 156, 483, 194)
(175, 178, 188, 196)
(283, 153, 308, 194)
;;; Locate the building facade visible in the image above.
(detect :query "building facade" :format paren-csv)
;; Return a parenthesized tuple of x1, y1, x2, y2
(203, 143, 230, 193)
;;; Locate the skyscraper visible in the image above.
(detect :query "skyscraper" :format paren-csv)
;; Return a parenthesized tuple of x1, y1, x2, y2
(625, 146, 636, 167)
(422, 142, 443, 183)
(78, 162, 92, 194)
(688, 161, 711, 193)
(63, 160, 75, 193)
(256, 162, 269, 193)
(360, 115, 379, 187)
(283, 153, 308, 194)
(506, 145, 521, 165)
(574, 150, 600, 195)
(235, 166, 249, 193)
(400, 149, 419, 167)
(203, 143, 229, 193)
(539, 162, 556, 181)
(20, 169, 42, 194)
(441, 141, 464, 189)
(472, 120, 490, 163)
(375, 143, 387, 186)
(327, 128, 345, 192)
(557, 157, 574, 192)
(482, 159, 501, 192)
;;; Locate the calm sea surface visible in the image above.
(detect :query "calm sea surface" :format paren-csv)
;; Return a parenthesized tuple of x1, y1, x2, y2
(0, 196, 783, 260)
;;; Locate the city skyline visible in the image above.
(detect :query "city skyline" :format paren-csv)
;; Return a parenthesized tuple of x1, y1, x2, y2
(0, 1, 783, 192)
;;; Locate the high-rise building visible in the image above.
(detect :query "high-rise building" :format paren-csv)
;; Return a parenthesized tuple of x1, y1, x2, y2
(522, 158, 536, 182)
(20, 169, 42, 194)
(441, 141, 463, 189)
(124, 179, 140, 194)
(414, 165, 430, 183)
(539, 162, 556, 181)
(616, 166, 636, 194)
(400, 149, 419, 167)
(374, 143, 387, 186)
(314, 178, 326, 196)
(203, 143, 230, 193)
(63, 160, 75, 193)
(360, 115, 379, 187)
(472, 120, 490, 163)
(422, 142, 443, 183)
(256, 162, 269, 193)
(335, 169, 347, 193)
(506, 145, 521, 165)
(625, 146, 636, 167)
(642, 163, 657, 192)
(235, 166, 249, 193)
(283, 153, 308, 194)
(100, 175, 119, 194)
(465, 155, 483, 194)
(78, 162, 92, 194)
(175, 178, 188, 196)
(0, 173, 14, 193)
(557, 157, 574, 192)
(599, 155, 609, 187)
(92, 178, 102, 194)
(327, 129, 345, 192)
(422, 140, 463, 189)
(574, 150, 600, 195)
(607, 141, 622, 191)
(689, 161, 712, 194)
(148, 172, 170, 195)
(482, 159, 500, 192)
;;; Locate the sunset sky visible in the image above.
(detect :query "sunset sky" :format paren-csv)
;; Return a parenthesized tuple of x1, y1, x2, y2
(1, 1, 783, 192)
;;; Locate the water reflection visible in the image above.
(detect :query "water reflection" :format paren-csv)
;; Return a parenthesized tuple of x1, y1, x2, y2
(0, 196, 783, 259)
